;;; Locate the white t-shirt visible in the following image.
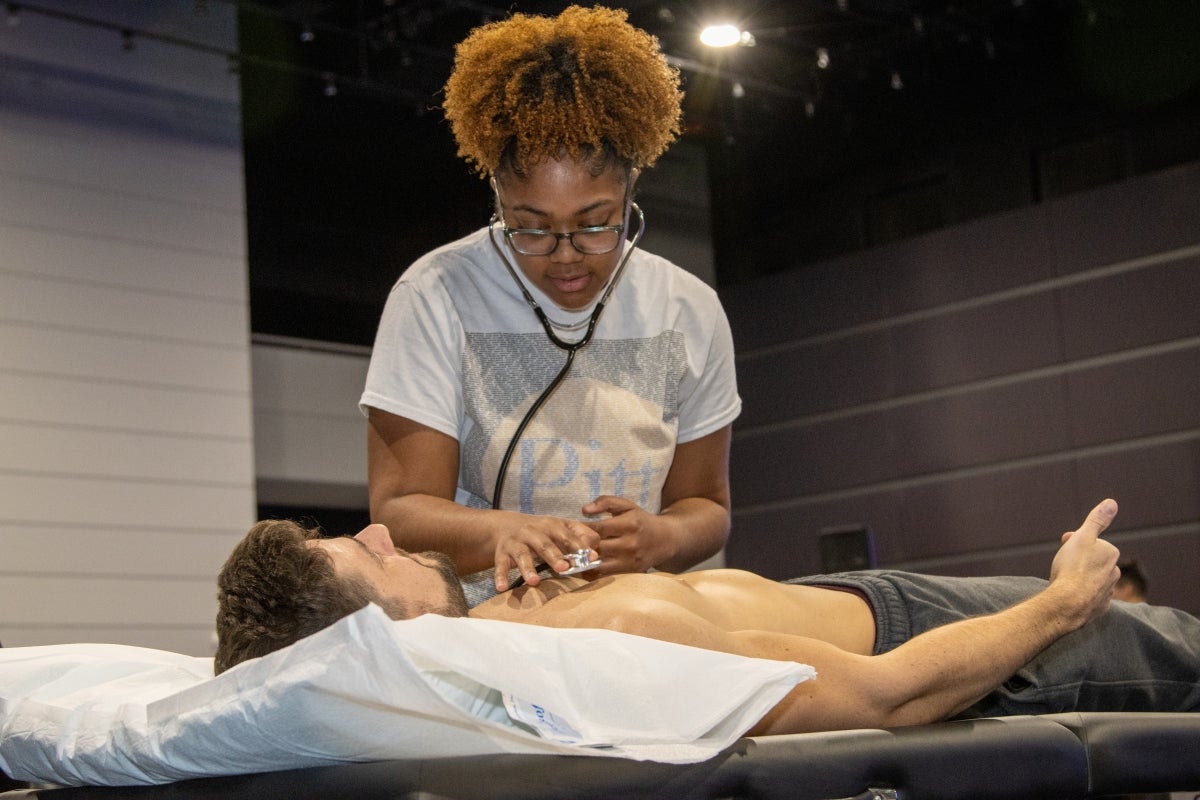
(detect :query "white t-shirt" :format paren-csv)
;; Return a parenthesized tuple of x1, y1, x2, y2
(361, 226, 740, 597)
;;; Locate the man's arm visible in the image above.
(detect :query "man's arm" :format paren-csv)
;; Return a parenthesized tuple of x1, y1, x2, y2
(612, 499, 1121, 734)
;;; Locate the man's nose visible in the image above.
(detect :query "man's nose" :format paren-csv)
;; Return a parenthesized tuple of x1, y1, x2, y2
(354, 523, 396, 554)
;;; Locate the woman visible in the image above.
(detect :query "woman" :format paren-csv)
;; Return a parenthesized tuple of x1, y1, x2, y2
(361, 5, 741, 605)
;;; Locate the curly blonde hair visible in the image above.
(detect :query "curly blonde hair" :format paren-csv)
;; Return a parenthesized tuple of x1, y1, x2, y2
(442, 5, 682, 177)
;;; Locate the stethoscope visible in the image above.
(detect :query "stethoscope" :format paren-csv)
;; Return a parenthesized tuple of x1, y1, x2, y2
(486, 196, 646, 511)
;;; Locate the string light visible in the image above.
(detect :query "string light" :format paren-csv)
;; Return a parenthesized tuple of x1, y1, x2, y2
(816, 47, 830, 69)
(300, 22, 314, 42)
(322, 72, 338, 97)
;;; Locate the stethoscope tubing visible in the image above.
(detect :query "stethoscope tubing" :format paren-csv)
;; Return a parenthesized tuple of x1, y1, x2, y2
(487, 203, 645, 510)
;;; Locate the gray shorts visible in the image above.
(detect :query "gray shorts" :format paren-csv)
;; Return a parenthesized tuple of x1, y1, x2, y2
(786, 570, 1200, 717)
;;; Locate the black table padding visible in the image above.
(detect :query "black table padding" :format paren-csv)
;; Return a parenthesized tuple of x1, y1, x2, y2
(1044, 711, 1200, 797)
(1, 716, 1094, 800)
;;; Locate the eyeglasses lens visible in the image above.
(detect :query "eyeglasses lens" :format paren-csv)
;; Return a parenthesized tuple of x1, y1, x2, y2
(509, 229, 620, 256)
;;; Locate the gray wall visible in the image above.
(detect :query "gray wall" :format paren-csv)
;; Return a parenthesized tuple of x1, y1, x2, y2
(723, 160, 1200, 616)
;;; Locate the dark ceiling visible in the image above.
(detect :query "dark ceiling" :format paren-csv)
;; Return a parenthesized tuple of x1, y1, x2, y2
(237, 0, 1200, 346)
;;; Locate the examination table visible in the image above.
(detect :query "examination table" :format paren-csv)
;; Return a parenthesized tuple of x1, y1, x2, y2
(3, 712, 1199, 799)
(2, 607, 1197, 799)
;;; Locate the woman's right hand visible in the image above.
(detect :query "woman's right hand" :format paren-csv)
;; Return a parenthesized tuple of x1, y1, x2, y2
(491, 512, 601, 591)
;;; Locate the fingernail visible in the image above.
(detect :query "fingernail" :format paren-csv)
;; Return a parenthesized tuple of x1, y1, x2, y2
(1100, 499, 1116, 515)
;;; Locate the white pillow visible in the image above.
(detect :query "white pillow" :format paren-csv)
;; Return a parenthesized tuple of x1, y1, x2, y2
(0, 604, 814, 787)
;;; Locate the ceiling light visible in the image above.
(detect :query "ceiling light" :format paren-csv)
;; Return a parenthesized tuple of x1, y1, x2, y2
(700, 24, 743, 48)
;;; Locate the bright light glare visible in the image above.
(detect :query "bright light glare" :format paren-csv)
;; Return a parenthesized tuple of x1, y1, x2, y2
(700, 23, 742, 47)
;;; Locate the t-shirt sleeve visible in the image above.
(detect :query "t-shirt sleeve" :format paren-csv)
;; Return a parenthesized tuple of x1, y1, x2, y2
(676, 292, 741, 444)
(359, 279, 464, 441)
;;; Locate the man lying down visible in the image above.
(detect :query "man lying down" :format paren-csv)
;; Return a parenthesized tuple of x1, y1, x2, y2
(215, 499, 1200, 734)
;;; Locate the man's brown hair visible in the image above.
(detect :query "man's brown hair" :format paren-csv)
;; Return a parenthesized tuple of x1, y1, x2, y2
(213, 520, 403, 674)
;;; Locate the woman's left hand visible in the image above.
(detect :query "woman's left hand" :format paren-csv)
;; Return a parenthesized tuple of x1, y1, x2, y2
(581, 495, 672, 575)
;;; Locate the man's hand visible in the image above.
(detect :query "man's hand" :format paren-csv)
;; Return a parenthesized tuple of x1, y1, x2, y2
(1047, 498, 1121, 625)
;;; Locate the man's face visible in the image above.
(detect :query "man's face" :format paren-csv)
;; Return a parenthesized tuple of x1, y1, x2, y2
(308, 524, 469, 618)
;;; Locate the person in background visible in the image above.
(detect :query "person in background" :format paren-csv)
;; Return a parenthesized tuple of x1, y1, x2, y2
(360, 6, 739, 605)
(1114, 559, 1149, 603)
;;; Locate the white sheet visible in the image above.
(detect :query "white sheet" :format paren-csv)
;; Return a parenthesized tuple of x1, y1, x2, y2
(0, 604, 815, 787)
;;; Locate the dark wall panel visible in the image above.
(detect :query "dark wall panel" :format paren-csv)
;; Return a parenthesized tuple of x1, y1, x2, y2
(1058, 253, 1200, 359)
(732, 412, 898, 506)
(1074, 438, 1200, 531)
(736, 331, 894, 427)
(895, 462, 1078, 563)
(726, 490, 903, 581)
(1066, 348, 1200, 447)
(883, 205, 1057, 314)
(1048, 161, 1200, 275)
(725, 161, 1200, 615)
(725, 247, 893, 350)
(891, 377, 1072, 475)
(890, 293, 1064, 395)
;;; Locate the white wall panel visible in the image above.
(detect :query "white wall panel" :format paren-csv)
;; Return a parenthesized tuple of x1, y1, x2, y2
(0, 271, 246, 344)
(252, 345, 370, 415)
(3, 474, 254, 531)
(0, 223, 245, 301)
(2, 524, 242, 578)
(253, 410, 365, 486)
(1, 576, 219, 626)
(252, 344, 369, 506)
(0, 110, 244, 203)
(0, 322, 249, 391)
(0, 373, 251, 438)
(3, 627, 218, 653)
(0, 0, 251, 656)
(0, 172, 244, 257)
(0, 422, 252, 484)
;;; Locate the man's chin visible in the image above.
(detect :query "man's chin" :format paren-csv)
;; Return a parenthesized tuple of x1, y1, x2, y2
(417, 550, 471, 617)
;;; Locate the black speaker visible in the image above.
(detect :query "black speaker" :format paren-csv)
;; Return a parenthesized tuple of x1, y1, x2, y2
(818, 524, 876, 573)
